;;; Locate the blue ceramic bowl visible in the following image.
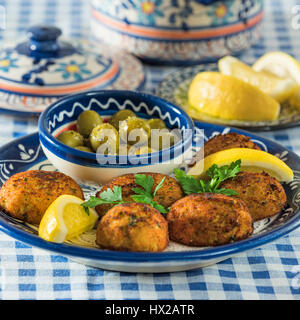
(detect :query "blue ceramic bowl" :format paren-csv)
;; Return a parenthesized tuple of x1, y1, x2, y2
(38, 90, 194, 184)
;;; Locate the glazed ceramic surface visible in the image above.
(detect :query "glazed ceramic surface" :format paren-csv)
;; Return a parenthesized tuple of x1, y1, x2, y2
(90, 0, 264, 65)
(38, 90, 194, 185)
(0, 122, 299, 272)
(0, 26, 145, 116)
(157, 64, 300, 131)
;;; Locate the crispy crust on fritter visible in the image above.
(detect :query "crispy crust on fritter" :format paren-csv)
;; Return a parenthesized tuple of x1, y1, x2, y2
(96, 202, 169, 252)
(204, 132, 261, 157)
(95, 172, 184, 217)
(189, 132, 261, 167)
(0, 170, 84, 224)
(221, 171, 287, 221)
(167, 193, 253, 246)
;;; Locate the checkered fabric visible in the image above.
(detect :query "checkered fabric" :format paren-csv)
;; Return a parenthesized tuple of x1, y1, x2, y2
(0, 0, 299, 300)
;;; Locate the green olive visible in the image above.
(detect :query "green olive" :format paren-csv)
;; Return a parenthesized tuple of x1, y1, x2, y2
(127, 145, 153, 155)
(83, 137, 93, 149)
(74, 146, 94, 153)
(57, 130, 84, 148)
(149, 129, 176, 151)
(89, 123, 119, 154)
(119, 117, 151, 146)
(77, 110, 103, 137)
(146, 118, 166, 130)
(109, 109, 136, 130)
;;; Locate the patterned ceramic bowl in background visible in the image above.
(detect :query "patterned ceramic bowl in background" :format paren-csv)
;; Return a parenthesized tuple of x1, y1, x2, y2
(90, 0, 264, 65)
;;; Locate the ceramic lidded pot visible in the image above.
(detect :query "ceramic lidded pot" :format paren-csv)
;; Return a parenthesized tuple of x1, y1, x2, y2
(90, 0, 264, 65)
(0, 26, 145, 115)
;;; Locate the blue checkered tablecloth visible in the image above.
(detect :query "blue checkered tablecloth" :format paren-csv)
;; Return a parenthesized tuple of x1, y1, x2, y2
(0, 0, 300, 300)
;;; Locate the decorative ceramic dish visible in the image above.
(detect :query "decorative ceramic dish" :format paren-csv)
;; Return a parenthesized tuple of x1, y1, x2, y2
(0, 26, 145, 117)
(0, 121, 299, 273)
(157, 64, 300, 131)
(38, 90, 194, 185)
(90, 0, 263, 65)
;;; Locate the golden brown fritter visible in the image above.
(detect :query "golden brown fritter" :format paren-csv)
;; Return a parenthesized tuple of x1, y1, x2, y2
(204, 132, 261, 157)
(221, 171, 287, 221)
(95, 172, 184, 217)
(189, 132, 261, 167)
(0, 170, 84, 225)
(96, 202, 168, 252)
(167, 193, 253, 247)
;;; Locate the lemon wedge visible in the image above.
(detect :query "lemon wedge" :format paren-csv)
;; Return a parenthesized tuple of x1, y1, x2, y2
(188, 148, 294, 183)
(219, 56, 297, 103)
(253, 51, 300, 83)
(188, 72, 280, 121)
(38, 195, 98, 243)
(287, 89, 300, 109)
(253, 51, 300, 108)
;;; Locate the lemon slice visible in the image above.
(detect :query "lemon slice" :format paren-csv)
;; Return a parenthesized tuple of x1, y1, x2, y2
(219, 56, 297, 103)
(253, 51, 300, 108)
(253, 51, 300, 84)
(38, 195, 98, 243)
(188, 148, 294, 183)
(188, 72, 280, 121)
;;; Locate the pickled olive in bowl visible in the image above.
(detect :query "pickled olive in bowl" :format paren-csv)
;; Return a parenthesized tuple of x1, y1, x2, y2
(127, 145, 154, 155)
(89, 123, 119, 154)
(119, 117, 151, 146)
(74, 145, 93, 153)
(55, 109, 178, 155)
(83, 137, 93, 149)
(77, 110, 103, 137)
(109, 109, 136, 130)
(57, 130, 84, 148)
(146, 118, 166, 130)
(150, 129, 177, 151)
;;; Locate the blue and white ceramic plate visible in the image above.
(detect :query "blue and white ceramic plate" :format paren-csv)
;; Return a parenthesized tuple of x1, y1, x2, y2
(0, 122, 299, 273)
(157, 64, 300, 131)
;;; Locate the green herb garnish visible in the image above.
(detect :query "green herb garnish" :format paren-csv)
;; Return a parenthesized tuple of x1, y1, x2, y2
(130, 174, 168, 214)
(174, 160, 241, 196)
(81, 174, 169, 215)
(81, 186, 129, 215)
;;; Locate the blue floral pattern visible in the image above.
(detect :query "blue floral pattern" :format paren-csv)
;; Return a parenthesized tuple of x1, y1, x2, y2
(54, 60, 92, 81)
(98, 0, 262, 28)
(133, 0, 165, 25)
(0, 52, 18, 72)
(206, 0, 235, 25)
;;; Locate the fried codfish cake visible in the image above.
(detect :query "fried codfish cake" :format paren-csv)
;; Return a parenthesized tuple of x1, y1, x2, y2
(221, 171, 287, 221)
(0, 170, 84, 225)
(96, 203, 168, 252)
(95, 172, 184, 217)
(204, 132, 261, 157)
(167, 193, 253, 247)
(189, 132, 261, 167)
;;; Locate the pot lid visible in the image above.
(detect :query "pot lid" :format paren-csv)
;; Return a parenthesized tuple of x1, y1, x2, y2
(0, 26, 145, 114)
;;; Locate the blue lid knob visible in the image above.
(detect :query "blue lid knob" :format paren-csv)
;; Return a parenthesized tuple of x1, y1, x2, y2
(16, 25, 75, 59)
(27, 26, 62, 42)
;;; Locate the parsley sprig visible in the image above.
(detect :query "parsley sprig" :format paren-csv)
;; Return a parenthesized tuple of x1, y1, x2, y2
(174, 160, 241, 196)
(131, 174, 168, 214)
(81, 186, 128, 215)
(81, 174, 168, 215)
